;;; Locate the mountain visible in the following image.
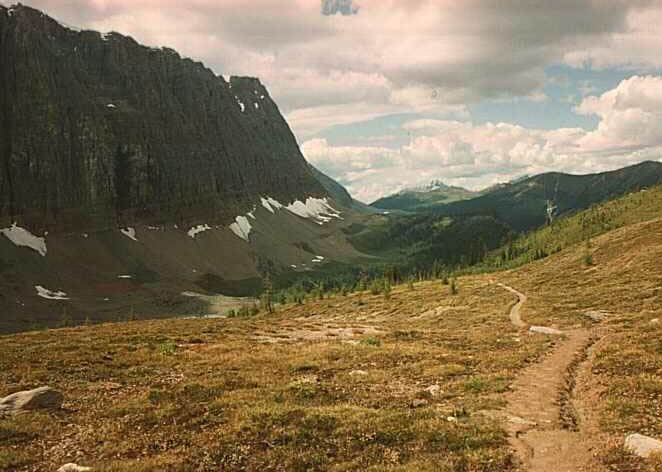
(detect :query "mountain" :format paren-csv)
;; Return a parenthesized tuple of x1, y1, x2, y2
(0, 4, 328, 232)
(0, 4, 370, 331)
(431, 161, 662, 231)
(345, 161, 662, 274)
(371, 180, 476, 211)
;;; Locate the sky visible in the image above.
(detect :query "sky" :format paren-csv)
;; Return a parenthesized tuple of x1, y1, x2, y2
(4, 0, 662, 202)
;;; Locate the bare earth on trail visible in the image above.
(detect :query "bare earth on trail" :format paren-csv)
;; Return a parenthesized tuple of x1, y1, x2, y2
(497, 283, 527, 328)
(494, 283, 597, 470)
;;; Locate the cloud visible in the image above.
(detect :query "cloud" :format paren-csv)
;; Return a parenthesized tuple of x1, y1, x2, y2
(303, 76, 662, 202)
(8, 0, 656, 139)
(563, 4, 662, 70)
(575, 75, 662, 153)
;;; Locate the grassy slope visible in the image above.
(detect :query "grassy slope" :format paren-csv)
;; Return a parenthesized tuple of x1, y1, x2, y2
(484, 185, 662, 269)
(1, 189, 661, 471)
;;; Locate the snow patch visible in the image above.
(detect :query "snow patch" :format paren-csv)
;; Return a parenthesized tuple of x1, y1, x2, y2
(35, 285, 69, 300)
(0, 223, 47, 256)
(188, 224, 211, 239)
(235, 96, 245, 112)
(260, 196, 283, 213)
(117, 275, 132, 279)
(285, 197, 341, 224)
(247, 211, 256, 220)
(106, 103, 116, 108)
(120, 227, 137, 241)
(254, 102, 259, 110)
(229, 216, 252, 242)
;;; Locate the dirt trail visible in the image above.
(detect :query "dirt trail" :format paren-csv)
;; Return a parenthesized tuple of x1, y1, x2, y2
(497, 283, 527, 327)
(498, 283, 601, 471)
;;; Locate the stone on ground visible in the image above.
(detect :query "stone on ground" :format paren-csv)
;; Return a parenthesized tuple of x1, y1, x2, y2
(584, 310, 610, 322)
(58, 464, 92, 472)
(529, 326, 563, 335)
(625, 433, 662, 458)
(0, 386, 63, 413)
(349, 370, 368, 376)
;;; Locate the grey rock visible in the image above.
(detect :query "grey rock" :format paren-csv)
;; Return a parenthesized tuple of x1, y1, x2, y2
(349, 370, 368, 376)
(0, 386, 63, 413)
(529, 326, 563, 335)
(624, 433, 662, 458)
(58, 464, 92, 472)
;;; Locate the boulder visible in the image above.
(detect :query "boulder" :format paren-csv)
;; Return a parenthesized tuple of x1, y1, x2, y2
(349, 370, 368, 376)
(0, 387, 63, 414)
(625, 433, 662, 459)
(529, 326, 563, 335)
(58, 464, 92, 472)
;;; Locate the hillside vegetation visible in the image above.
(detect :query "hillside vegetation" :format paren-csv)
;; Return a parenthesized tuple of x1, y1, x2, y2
(485, 184, 662, 270)
(1, 188, 660, 471)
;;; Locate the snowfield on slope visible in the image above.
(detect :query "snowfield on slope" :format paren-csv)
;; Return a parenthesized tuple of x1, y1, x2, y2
(229, 196, 341, 241)
(35, 285, 69, 300)
(188, 224, 211, 239)
(285, 197, 341, 224)
(1, 223, 47, 256)
(229, 216, 252, 242)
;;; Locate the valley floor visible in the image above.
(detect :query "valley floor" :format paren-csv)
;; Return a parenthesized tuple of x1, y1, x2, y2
(1, 220, 661, 471)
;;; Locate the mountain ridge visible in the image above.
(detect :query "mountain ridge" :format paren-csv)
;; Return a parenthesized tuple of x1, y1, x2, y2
(0, 3, 327, 234)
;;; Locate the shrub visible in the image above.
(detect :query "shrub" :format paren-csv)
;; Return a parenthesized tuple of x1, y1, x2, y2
(382, 278, 392, 299)
(157, 341, 177, 356)
(369, 279, 382, 295)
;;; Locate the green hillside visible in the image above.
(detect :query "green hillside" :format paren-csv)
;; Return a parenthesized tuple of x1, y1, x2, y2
(431, 161, 662, 231)
(483, 183, 662, 270)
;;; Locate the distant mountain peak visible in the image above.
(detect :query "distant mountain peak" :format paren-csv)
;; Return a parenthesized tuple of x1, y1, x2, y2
(402, 180, 454, 194)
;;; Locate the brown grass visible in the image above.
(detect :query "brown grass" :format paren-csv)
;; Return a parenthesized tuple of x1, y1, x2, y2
(1, 217, 661, 471)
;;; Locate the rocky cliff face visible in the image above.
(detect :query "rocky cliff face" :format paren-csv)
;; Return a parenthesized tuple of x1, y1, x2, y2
(0, 4, 326, 232)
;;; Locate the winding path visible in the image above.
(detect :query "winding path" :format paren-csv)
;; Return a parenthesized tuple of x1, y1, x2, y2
(496, 282, 597, 471)
(497, 282, 527, 328)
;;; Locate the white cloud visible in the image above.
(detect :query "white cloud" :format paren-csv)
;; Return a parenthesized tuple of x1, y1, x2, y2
(304, 76, 662, 202)
(575, 75, 662, 153)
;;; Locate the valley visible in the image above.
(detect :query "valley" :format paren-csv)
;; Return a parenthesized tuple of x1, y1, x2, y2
(1, 3, 661, 471)
(1, 187, 661, 471)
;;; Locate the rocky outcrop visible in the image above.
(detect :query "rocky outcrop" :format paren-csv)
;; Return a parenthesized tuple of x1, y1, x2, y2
(0, 386, 63, 413)
(625, 433, 662, 459)
(0, 4, 326, 233)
